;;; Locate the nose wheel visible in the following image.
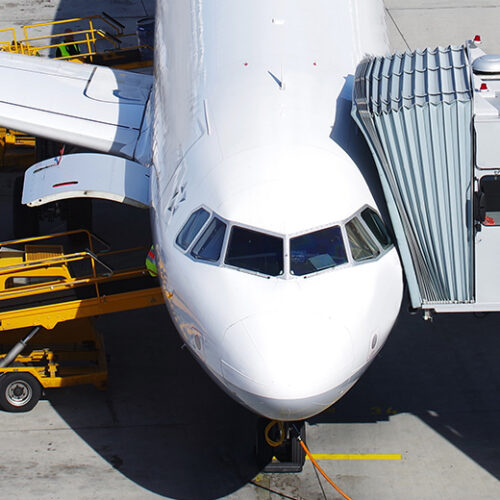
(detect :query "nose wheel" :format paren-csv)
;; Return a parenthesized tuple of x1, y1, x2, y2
(256, 419, 306, 473)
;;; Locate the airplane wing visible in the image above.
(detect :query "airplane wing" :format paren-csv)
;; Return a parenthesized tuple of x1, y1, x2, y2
(0, 52, 153, 160)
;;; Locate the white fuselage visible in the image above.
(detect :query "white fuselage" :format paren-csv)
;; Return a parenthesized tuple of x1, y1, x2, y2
(149, 0, 403, 420)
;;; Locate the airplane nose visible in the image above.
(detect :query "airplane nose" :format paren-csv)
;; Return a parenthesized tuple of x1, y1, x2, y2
(221, 311, 355, 420)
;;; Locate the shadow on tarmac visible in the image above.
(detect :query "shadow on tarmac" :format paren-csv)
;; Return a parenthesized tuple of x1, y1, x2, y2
(311, 301, 500, 479)
(38, 1, 499, 498)
(40, 198, 262, 499)
(22, 2, 262, 498)
(48, 307, 261, 500)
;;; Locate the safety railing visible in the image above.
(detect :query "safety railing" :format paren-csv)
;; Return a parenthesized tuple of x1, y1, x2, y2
(21, 14, 127, 61)
(0, 230, 151, 304)
(0, 28, 16, 51)
(0, 13, 149, 63)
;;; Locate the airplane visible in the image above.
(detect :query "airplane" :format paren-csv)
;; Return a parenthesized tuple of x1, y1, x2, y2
(0, 0, 403, 455)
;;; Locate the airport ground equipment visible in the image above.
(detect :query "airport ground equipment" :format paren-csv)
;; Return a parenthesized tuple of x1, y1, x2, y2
(0, 230, 164, 411)
(0, 13, 153, 69)
(257, 419, 306, 473)
(0, 13, 154, 172)
(0, 128, 35, 170)
(352, 37, 500, 313)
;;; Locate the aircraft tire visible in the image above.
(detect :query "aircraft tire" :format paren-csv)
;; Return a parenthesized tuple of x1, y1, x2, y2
(0, 372, 42, 412)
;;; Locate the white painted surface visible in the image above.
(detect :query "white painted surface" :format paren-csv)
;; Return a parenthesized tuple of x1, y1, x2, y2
(0, 52, 152, 158)
(22, 153, 151, 208)
(150, 0, 403, 420)
(0, 0, 403, 421)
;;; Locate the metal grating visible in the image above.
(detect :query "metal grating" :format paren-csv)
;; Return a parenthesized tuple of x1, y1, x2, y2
(352, 46, 474, 307)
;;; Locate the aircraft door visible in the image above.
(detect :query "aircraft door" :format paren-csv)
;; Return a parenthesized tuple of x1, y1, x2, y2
(475, 175, 500, 304)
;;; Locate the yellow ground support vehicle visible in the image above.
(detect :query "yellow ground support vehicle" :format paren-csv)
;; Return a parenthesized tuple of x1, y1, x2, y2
(0, 12, 153, 170)
(0, 14, 157, 413)
(0, 12, 153, 68)
(0, 230, 164, 412)
(0, 128, 36, 170)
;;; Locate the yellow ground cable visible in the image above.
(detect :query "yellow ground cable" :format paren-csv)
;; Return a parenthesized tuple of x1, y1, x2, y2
(264, 419, 286, 447)
(298, 437, 353, 500)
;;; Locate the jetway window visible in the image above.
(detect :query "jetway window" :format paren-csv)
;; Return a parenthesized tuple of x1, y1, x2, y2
(290, 226, 347, 276)
(191, 218, 227, 262)
(346, 217, 380, 261)
(225, 227, 283, 276)
(176, 208, 210, 250)
(479, 176, 500, 226)
(361, 208, 392, 249)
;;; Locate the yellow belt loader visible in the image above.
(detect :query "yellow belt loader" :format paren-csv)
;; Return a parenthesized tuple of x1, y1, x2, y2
(0, 230, 164, 412)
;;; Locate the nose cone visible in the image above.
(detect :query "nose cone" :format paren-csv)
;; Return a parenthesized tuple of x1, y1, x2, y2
(221, 311, 355, 420)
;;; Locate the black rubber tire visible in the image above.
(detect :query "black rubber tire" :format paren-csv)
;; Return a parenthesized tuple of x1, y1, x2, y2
(0, 373, 42, 412)
(12, 176, 39, 239)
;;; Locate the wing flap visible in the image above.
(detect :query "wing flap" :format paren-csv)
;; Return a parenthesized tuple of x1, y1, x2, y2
(0, 52, 153, 159)
(22, 153, 150, 209)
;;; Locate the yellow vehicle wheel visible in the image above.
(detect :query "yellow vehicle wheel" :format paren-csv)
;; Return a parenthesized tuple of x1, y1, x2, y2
(0, 373, 42, 412)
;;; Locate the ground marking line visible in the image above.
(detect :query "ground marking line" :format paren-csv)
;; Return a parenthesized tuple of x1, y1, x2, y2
(307, 454, 402, 460)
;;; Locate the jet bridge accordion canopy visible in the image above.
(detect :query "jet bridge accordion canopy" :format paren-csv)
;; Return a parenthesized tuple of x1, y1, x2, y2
(352, 46, 474, 308)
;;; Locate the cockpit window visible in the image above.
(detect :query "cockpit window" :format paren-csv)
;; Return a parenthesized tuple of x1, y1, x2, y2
(361, 208, 392, 249)
(176, 208, 210, 250)
(346, 217, 380, 261)
(225, 226, 283, 276)
(290, 226, 347, 276)
(191, 217, 227, 262)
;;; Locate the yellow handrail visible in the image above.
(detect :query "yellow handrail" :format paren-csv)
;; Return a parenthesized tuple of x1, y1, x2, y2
(0, 230, 151, 307)
(19, 15, 127, 61)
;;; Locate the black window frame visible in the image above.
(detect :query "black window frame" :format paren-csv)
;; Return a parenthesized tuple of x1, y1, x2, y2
(478, 176, 500, 226)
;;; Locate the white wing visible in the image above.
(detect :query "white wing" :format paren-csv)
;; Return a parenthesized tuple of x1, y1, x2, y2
(0, 52, 153, 159)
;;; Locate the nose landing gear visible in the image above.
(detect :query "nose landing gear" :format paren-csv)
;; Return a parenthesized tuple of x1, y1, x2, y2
(256, 418, 306, 473)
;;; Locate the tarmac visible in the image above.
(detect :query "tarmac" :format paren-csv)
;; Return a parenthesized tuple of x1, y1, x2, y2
(1, 1, 500, 499)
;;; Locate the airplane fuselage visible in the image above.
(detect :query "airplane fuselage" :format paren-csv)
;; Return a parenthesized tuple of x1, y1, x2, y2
(150, 0, 403, 420)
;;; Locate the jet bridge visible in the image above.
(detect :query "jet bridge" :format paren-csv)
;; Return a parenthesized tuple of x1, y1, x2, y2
(353, 39, 500, 313)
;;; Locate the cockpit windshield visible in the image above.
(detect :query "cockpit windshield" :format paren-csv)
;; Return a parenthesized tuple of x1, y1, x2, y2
(177, 206, 391, 277)
(361, 208, 392, 249)
(225, 226, 283, 276)
(191, 217, 227, 262)
(346, 217, 380, 261)
(290, 226, 347, 276)
(176, 208, 210, 250)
